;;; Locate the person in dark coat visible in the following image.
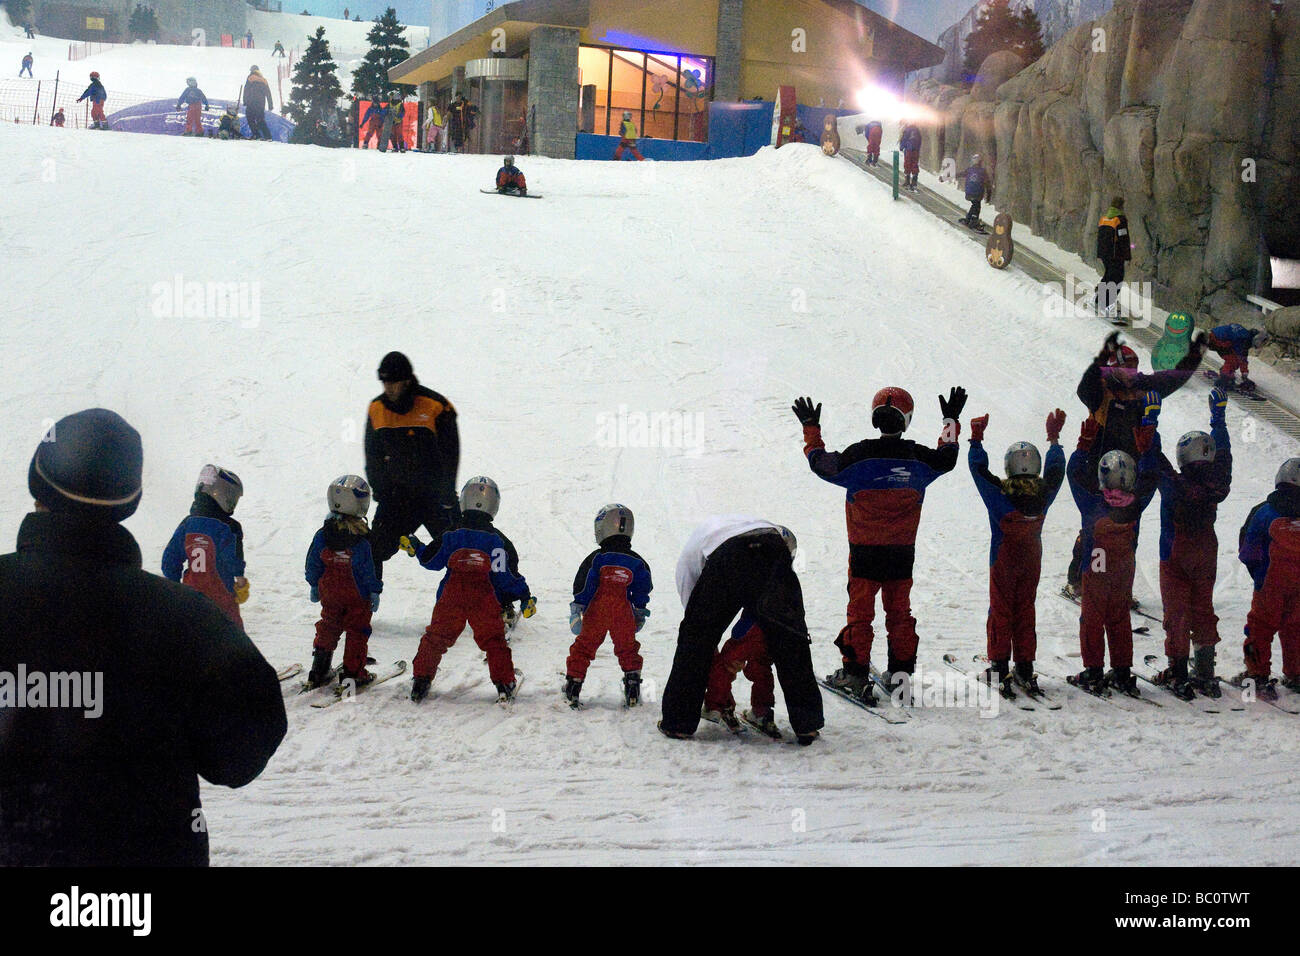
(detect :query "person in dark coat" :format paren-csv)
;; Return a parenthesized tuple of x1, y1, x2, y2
(243, 66, 274, 140)
(898, 122, 922, 189)
(958, 154, 991, 228)
(365, 351, 461, 577)
(1095, 196, 1132, 317)
(0, 409, 286, 866)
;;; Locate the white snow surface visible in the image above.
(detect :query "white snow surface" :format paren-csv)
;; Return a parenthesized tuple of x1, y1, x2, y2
(2, 121, 1299, 865)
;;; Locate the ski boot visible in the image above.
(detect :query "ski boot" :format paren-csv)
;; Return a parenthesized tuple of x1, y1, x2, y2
(742, 708, 780, 738)
(1281, 675, 1300, 694)
(657, 720, 692, 740)
(701, 703, 743, 733)
(1106, 666, 1140, 697)
(881, 656, 916, 706)
(495, 679, 519, 703)
(410, 675, 432, 703)
(1069, 666, 1108, 695)
(1233, 671, 1278, 702)
(1061, 581, 1082, 601)
(340, 664, 374, 690)
(1012, 661, 1040, 695)
(622, 670, 641, 707)
(796, 730, 820, 746)
(1237, 377, 1257, 395)
(563, 675, 583, 709)
(981, 658, 1014, 698)
(825, 664, 877, 705)
(1153, 657, 1195, 701)
(305, 648, 334, 689)
(1191, 645, 1221, 698)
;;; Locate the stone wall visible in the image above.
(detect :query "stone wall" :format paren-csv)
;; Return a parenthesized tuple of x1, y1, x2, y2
(714, 0, 744, 103)
(907, 0, 1300, 327)
(526, 26, 579, 160)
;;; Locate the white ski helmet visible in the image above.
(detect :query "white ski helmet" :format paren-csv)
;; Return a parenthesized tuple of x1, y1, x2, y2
(1175, 431, 1216, 470)
(1004, 441, 1042, 478)
(196, 464, 243, 514)
(1276, 458, 1300, 489)
(327, 474, 371, 518)
(594, 503, 634, 544)
(776, 525, 797, 557)
(1097, 450, 1136, 492)
(460, 476, 500, 518)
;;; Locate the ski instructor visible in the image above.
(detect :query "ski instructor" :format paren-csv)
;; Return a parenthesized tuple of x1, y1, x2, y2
(365, 351, 461, 578)
(0, 408, 287, 865)
(659, 516, 824, 745)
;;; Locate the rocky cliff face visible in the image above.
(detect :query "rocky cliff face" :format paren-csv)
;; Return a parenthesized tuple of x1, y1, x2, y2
(908, 0, 1299, 326)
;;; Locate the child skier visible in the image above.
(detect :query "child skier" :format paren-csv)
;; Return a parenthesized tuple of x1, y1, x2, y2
(703, 612, 778, 734)
(76, 71, 107, 129)
(1138, 388, 1232, 699)
(856, 119, 882, 165)
(1207, 323, 1270, 392)
(898, 122, 922, 189)
(402, 476, 535, 703)
(794, 385, 966, 700)
(564, 503, 652, 708)
(305, 475, 382, 689)
(1066, 420, 1157, 695)
(495, 155, 527, 195)
(958, 154, 991, 230)
(1237, 458, 1300, 700)
(361, 97, 386, 149)
(162, 465, 247, 627)
(50, 108, 65, 127)
(217, 105, 241, 139)
(968, 409, 1067, 692)
(614, 110, 645, 161)
(20, 52, 33, 78)
(175, 77, 208, 136)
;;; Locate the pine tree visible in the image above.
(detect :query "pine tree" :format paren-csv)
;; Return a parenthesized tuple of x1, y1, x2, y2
(2, 0, 32, 28)
(286, 27, 344, 144)
(128, 4, 159, 41)
(962, 0, 1044, 82)
(350, 7, 412, 100)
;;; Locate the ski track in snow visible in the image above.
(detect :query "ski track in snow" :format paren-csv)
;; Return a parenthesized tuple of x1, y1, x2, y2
(2, 119, 1299, 865)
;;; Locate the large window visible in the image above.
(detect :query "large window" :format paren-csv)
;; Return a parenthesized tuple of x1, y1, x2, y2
(578, 45, 712, 143)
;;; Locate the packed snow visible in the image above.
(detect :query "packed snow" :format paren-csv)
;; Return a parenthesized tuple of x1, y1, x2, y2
(2, 117, 1298, 865)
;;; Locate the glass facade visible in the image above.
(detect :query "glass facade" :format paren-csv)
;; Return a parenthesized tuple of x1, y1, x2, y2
(577, 45, 713, 143)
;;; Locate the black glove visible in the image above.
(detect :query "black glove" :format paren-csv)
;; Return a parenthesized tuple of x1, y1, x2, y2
(1096, 331, 1122, 365)
(938, 386, 967, 420)
(792, 397, 822, 427)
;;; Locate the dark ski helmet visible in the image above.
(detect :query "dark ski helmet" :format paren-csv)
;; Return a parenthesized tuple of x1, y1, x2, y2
(89, 71, 100, 79)
(186, 77, 197, 87)
(28, 408, 143, 523)
(503, 155, 514, 167)
(871, 386, 914, 435)
(377, 351, 414, 382)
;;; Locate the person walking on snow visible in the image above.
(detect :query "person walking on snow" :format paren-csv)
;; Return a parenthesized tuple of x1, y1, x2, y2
(1138, 388, 1232, 700)
(77, 71, 107, 129)
(243, 66, 274, 140)
(564, 504, 651, 709)
(899, 122, 922, 189)
(615, 110, 645, 161)
(176, 77, 208, 136)
(20, 52, 33, 78)
(794, 385, 966, 701)
(659, 517, 822, 745)
(968, 409, 1067, 694)
(959, 154, 991, 229)
(1095, 196, 1131, 318)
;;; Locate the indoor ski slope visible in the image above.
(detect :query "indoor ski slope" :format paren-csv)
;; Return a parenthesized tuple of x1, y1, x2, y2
(2, 121, 1297, 865)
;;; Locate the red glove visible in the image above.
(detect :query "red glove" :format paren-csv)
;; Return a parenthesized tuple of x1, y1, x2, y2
(1045, 408, 1065, 443)
(1134, 424, 1155, 455)
(969, 414, 989, 442)
(1078, 417, 1099, 451)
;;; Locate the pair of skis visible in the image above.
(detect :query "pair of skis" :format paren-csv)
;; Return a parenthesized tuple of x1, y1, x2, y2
(699, 707, 787, 741)
(940, 654, 1062, 711)
(817, 666, 911, 724)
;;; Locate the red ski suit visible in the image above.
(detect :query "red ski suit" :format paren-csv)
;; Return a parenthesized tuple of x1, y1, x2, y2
(1240, 487, 1300, 678)
(704, 617, 774, 717)
(306, 521, 381, 675)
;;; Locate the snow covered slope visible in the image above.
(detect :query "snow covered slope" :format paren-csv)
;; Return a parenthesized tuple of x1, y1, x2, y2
(3, 123, 1298, 865)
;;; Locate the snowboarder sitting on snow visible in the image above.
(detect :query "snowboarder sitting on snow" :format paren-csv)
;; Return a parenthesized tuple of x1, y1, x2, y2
(614, 110, 645, 161)
(495, 155, 527, 195)
(1137, 387, 1232, 701)
(20, 52, 33, 78)
(50, 108, 65, 127)
(1206, 323, 1270, 392)
(176, 77, 209, 136)
(217, 105, 242, 139)
(76, 71, 107, 129)
(1066, 419, 1158, 696)
(565, 504, 651, 709)
(959, 154, 991, 229)
(1237, 458, 1300, 700)
(305, 475, 382, 691)
(968, 408, 1067, 695)
(162, 465, 248, 628)
(402, 476, 534, 704)
(795, 385, 965, 702)
(856, 119, 883, 165)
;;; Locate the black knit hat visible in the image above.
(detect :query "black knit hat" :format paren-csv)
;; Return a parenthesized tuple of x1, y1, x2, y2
(377, 351, 414, 382)
(28, 408, 143, 522)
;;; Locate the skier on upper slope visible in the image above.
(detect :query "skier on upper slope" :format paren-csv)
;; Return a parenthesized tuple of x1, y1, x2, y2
(794, 385, 966, 701)
(968, 408, 1067, 695)
(1137, 388, 1232, 700)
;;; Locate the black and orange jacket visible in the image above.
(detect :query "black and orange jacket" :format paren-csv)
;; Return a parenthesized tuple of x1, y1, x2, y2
(364, 383, 459, 504)
(1096, 210, 1130, 262)
(803, 424, 959, 581)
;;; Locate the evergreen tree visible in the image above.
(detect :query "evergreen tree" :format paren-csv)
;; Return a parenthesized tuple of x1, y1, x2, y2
(286, 27, 344, 145)
(128, 4, 159, 41)
(2, 0, 32, 27)
(350, 7, 412, 100)
(962, 0, 1045, 82)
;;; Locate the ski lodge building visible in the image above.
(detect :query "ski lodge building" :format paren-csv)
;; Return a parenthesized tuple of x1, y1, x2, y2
(390, 0, 944, 159)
